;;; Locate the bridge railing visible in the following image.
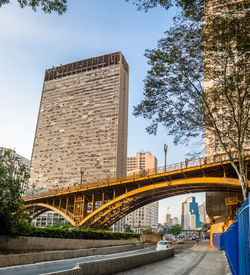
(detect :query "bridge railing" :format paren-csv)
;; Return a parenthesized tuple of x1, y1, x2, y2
(24, 150, 249, 200)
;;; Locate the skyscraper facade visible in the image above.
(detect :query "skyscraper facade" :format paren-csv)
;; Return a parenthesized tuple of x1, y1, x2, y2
(204, 0, 249, 156)
(124, 152, 159, 232)
(29, 52, 129, 191)
(203, 0, 248, 237)
(181, 197, 201, 230)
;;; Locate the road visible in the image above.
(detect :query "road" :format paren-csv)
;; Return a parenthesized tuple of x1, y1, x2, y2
(172, 240, 196, 254)
(115, 240, 232, 275)
(0, 241, 196, 275)
(0, 247, 154, 275)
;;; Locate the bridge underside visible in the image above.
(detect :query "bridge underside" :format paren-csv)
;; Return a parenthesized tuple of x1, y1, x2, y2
(25, 176, 245, 229)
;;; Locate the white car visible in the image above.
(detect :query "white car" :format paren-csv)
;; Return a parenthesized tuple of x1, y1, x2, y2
(156, 241, 170, 251)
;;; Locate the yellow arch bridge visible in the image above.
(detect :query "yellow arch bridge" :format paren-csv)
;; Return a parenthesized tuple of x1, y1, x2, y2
(24, 154, 249, 229)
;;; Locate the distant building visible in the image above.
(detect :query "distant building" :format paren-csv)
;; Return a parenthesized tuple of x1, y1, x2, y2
(127, 152, 157, 173)
(157, 223, 164, 233)
(125, 203, 159, 233)
(34, 211, 67, 227)
(181, 197, 201, 230)
(0, 147, 30, 168)
(123, 152, 159, 233)
(166, 217, 179, 228)
(112, 218, 125, 232)
(198, 202, 209, 224)
(164, 213, 171, 224)
(172, 217, 179, 226)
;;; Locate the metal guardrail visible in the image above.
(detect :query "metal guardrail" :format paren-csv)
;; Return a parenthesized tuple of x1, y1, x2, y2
(24, 150, 249, 201)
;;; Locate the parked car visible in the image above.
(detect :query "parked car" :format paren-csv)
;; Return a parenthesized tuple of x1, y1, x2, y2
(156, 241, 170, 251)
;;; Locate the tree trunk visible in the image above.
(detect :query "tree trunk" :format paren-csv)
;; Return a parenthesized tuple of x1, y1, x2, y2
(230, 159, 248, 201)
(238, 165, 248, 201)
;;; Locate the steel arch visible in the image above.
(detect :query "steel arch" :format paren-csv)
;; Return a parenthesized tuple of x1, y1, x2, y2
(79, 177, 242, 227)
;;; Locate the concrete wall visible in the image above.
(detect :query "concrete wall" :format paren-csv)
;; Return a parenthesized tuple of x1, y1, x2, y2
(44, 249, 174, 275)
(0, 236, 135, 251)
(206, 191, 243, 246)
(0, 243, 144, 268)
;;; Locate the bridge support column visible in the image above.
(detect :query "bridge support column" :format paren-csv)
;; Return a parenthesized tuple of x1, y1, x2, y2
(74, 195, 88, 225)
(91, 194, 95, 212)
(82, 195, 87, 218)
(65, 197, 69, 214)
(102, 192, 105, 205)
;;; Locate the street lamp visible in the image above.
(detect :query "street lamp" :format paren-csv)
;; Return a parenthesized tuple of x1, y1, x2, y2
(80, 167, 84, 185)
(164, 144, 168, 172)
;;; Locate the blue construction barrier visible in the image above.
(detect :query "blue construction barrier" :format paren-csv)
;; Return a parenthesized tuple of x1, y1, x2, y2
(212, 232, 222, 249)
(225, 219, 239, 275)
(218, 194, 249, 275)
(220, 232, 225, 250)
(237, 195, 249, 275)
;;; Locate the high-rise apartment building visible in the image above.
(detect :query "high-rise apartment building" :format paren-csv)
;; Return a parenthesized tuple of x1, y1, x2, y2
(0, 147, 30, 168)
(127, 152, 157, 174)
(204, 0, 249, 156)
(203, 0, 248, 237)
(29, 52, 129, 191)
(124, 152, 159, 232)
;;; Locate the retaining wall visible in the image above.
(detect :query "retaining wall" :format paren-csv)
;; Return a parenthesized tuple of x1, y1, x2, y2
(44, 249, 174, 275)
(0, 236, 135, 251)
(0, 243, 144, 267)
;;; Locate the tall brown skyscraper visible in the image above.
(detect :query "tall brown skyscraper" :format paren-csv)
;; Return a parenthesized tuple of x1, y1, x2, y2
(30, 52, 129, 190)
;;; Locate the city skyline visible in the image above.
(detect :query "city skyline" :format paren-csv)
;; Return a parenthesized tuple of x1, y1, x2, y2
(0, 1, 205, 222)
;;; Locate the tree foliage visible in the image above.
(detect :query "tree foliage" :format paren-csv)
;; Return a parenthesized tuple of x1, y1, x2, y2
(0, 0, 67, 14)
(126, 0, 172, 12)
(132, 0, 249, 199)
(126, 0, 203, 20)
(141, 227, 154, 234)
(0, 150, 31, 235)
(124, 224, 134, 232)
(25, 227, 141, 239)
(168, 224, 181, 235)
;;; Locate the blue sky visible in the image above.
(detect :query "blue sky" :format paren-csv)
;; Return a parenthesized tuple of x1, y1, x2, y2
(0, 0, 205, 222)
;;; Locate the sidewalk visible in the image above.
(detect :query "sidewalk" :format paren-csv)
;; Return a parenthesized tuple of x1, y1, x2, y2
(115, 240, 232, 275)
